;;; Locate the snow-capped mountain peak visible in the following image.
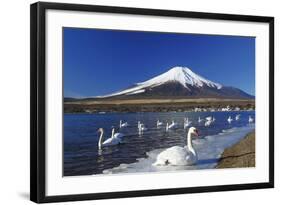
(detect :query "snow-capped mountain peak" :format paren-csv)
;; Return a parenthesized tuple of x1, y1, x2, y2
(137, 66, 222, 89)
(97, 66, 223, 98)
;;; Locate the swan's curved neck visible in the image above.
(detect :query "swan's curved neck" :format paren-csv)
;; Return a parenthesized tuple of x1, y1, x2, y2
(111, 128, 115, 138)
(98, 131, 103, 149)
(187, 131, 195, 154)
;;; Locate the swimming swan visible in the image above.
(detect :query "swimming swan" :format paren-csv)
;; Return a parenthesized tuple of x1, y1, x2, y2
(120, 120, 129, 128)
(157, 120, 163, 127)
(205, 116, 214, 127)
(205, 120, 212, 127)
(111, 127, 125, 139)
(205, 116, 212, 121)
(166, 121, 178, 131)
(138, 121, 148, 132)
(235, 114, 240, 121)
(248, 116, 254, 123)
(184, 117, 192, 129)
(227, 116, 233, 123)
(97, 128, 121, 149)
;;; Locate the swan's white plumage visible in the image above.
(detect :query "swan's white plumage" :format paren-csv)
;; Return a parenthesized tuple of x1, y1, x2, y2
(184, 118, 192, 129)
(102, 137, 121, 146)
(205, 116, 212, 121)
(113, 133, 125, 138)
(157, 120, 163, 127)
(153, 146, 197, 166)
(98, 128, 122, 149)
(235, 114, 240, 121)
(166, 121, 178, 131)
(138, 121, 147, 132)
(154, 127, 198, 166)
(120, 120, 129, 128)
(139, 125, 148, 131)
(227, 116, 233, 123)
(205, 120, 211, 127)
(249, 116, 254, 123)
(111, 128, 125, 139)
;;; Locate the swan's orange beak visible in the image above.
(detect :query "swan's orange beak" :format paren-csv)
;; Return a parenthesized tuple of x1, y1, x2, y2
(194, 129, 199, 137)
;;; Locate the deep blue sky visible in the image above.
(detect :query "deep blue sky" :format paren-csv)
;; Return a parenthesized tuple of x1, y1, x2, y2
(63, 27, 255, 97)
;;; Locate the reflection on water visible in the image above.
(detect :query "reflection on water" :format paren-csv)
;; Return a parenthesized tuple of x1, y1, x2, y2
(64, 111, 255, 176)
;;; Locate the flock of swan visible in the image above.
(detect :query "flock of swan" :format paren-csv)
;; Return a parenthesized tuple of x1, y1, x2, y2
(97, 115, 254, 166)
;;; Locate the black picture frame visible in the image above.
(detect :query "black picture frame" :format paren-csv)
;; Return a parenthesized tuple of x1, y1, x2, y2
(30, 1, 274, 203)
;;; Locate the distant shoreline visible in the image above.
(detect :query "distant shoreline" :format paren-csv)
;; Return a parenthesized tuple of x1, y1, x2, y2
(64, 98, 255, 113)
(216, 131, 255, 169)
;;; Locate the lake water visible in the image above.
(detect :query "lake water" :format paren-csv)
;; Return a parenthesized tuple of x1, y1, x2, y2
(64, 111, 255, 176)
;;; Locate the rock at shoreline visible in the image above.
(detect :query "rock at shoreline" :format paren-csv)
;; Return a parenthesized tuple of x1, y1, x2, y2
(216, 131, 255, 168)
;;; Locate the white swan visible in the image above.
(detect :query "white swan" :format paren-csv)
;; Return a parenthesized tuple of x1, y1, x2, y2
(205, 116, 212, 121)
(249, 116, 254, 123)
(157, 120, 163, 127)
(227, 116, 233, 123)
(139, 124, 148, 132)
(120, 120, 129, 128)
(198, 116, 203, 123)
(138, 121, 148, 132)
(184, 117, 192, 129)
(138, 121, 144, 129)
(205, 116, 214, 127)
(205, 119, 212, 127)
(235, 114, 240, 121)
(153, 127, 199, 166)
(111, 127, 125, 139)
(97, 128, 121, 149)
(166, 121, 178, 131)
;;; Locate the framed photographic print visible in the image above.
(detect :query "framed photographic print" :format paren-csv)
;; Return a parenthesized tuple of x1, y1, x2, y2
(30, 2, 274, 203)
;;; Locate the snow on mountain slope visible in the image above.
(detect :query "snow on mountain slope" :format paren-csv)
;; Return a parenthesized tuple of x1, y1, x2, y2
(137, 66, 222, 89)
(97, 66, 222, 98)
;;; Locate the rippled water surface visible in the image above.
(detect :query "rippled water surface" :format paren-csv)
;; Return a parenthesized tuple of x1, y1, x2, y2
(64, 111, 255, 176)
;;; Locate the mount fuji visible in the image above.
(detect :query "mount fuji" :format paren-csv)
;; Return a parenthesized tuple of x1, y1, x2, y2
(95, 66, 254, 99)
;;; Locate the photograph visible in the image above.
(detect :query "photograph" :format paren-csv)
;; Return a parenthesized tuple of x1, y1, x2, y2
(63, 27, 256, 176)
